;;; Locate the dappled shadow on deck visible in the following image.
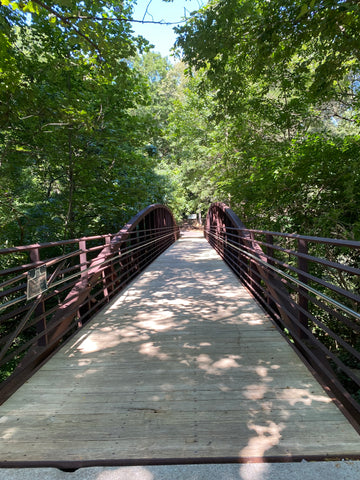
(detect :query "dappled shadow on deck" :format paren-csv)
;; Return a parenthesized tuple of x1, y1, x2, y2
(0, 233, 359, 464)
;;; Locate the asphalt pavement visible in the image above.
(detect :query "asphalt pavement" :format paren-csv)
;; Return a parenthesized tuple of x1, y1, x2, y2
(1, 461, 360, 480)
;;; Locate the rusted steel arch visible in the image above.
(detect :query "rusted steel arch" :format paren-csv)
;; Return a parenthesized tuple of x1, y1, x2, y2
(0, 204, 179, 403)
(204, 202, 360, 427)
(47, 204, 179, 346)
(205, 202, 298, 329)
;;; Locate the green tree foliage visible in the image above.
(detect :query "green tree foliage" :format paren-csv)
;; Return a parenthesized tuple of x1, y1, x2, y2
(0, 1, 168, 246)
(163, 71, 226, 220)
(175, 0, 360, 238)
(128, 53, 218, 222)
(1, 0, 360, 242)
(131, 52, 176, 157)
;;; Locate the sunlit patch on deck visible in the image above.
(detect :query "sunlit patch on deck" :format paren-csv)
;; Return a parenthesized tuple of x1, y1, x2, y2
(0, 233, 358, 464)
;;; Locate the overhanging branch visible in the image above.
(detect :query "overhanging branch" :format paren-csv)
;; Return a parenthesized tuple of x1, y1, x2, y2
(31, 0, 103, 54)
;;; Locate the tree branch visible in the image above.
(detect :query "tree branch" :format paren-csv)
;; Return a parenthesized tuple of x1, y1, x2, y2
(142, 0, 154, 23)
(31, 0, 102, 54)
(333, 112, 357, 123)
(60, 15, 189, 26)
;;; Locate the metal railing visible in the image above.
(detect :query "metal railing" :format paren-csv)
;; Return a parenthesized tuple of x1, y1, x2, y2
(205, 202, 360, 426)
(0, 204, 179, 403)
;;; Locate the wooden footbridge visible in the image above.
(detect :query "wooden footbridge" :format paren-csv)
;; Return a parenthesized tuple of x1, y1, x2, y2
(0, 204, 360, 469)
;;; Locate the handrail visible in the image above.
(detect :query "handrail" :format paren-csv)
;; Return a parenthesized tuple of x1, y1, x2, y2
(205, 202, 360, 426)
(0, 204, 179, 403)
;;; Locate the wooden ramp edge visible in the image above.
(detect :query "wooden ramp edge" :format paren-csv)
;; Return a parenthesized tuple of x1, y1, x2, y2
(0, 231, 359, 467)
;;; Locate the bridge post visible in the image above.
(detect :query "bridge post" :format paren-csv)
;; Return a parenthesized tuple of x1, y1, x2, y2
(29, 248, 47, 347)
(79, 240, 88, 286)
(248, 231, 258, 295)
(78, 239, 89, 327)
(101, 235, 113, 302)
(265, 234, 277, 313)
(297, 239, 309, 337)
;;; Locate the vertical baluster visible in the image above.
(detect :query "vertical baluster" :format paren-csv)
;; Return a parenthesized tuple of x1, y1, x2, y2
(233, 228, 239, 275)
(102, 236, 111, 301)
(220, 213, 225, 258)
(298, 238, 309, 337)
(248, 231, 257, 294)
(265, 234, 277, 312)
(265, 234, 275, 266)
(223, 218, 227, 263)
(150, 210, 155, 260)
(78, 239, 87, 327)
(156, 208, 162, 251)
(29, 247, 47, 346)
(110, 234, 121, 292)
(79, 239, 87, 286)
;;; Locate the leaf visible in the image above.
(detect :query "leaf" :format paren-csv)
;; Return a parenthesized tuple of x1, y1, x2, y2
(23, 1, 38, 13)
(296, 4, 309, 21)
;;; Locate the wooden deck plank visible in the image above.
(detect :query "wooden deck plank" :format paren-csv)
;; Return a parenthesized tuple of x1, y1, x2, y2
(0, 231, 359, 464)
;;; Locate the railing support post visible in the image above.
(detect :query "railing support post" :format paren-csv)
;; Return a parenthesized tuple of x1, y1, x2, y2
(298, 239, 309, 337)
(265, 234, 277, 312)
(78, 240, 88, 327)
(29, 248, 47, 347)
(248, 231, 258, 294)
(79, 240, 88, 286)
(102, 236, 111, 301)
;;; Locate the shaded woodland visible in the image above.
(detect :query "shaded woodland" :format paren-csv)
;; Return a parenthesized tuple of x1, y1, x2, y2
(1, 0, 360, 247)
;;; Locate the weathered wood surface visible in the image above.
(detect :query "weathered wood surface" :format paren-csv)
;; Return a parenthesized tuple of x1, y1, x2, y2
(0, 231, 359, 464)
